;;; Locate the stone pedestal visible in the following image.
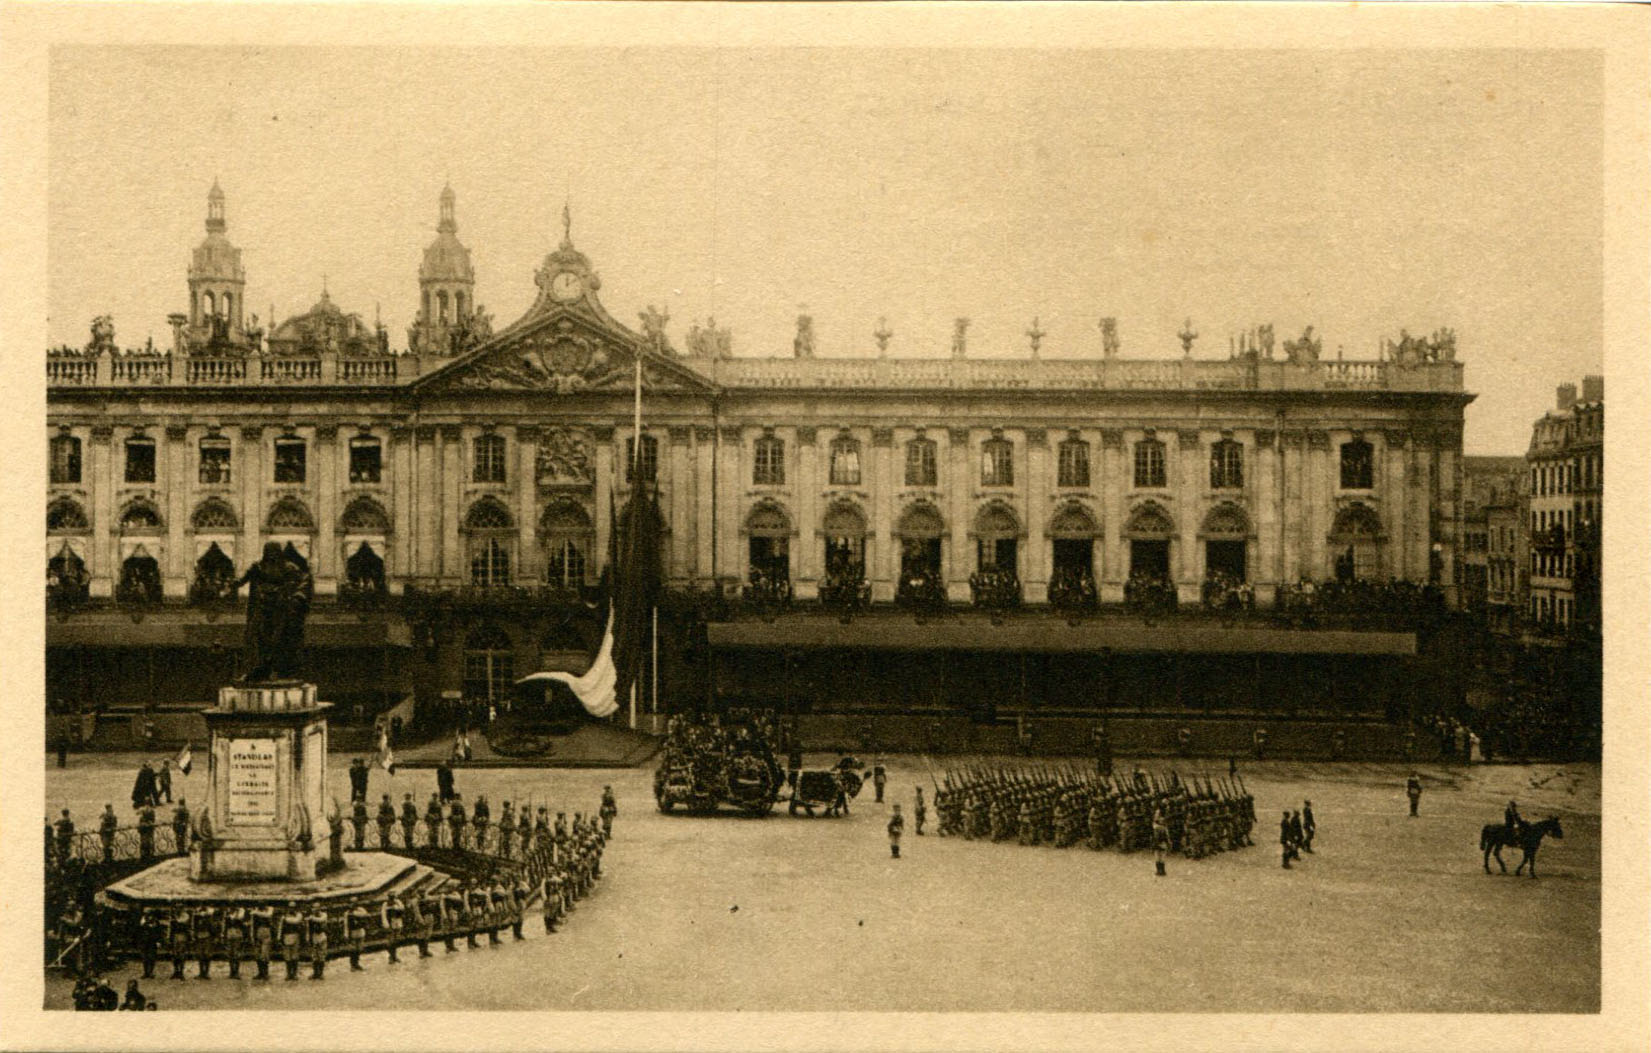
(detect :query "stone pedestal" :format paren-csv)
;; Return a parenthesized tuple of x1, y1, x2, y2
(192, 681, 331, 882)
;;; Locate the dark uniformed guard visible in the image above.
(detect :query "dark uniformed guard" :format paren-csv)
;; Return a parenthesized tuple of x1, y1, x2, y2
(376, 794, 396, 850)
(137, 804, 157, 861)
(487, 882, 508, 945)
(193, 904, 218, 978)
(169, 905, 191, 979)
(137, 908, 161, 979)
(541, 871, 564, 933)
(1280, 811, 1295, 869)
(425, 794, 444, 848)
(98, 804, 118, 863)
(346, 903, 371, 971)
(1504, 799, 1522, 840)
(305, 907, 330, 979)
(1302, 800, 1317, 852)
(872, 760, 887, 804)
(496, 806, 516, 860)
(279, 902, 305, 980)
(510, 876, 530, 940)
(381, 894, 405, 963)
(887, 804, 904, 858)
(600, 786, 618, 838)
(914, 787, 927, 835)
(350, 799, 369, 852)
(441, 887, 464, 952)
(55, 809, 76, 862)
(400, 793, 419, 849)
(1152, 806, 1169, 877)
(535, 807, 552, 854)
(415, 892, 440, 958)
(250, 904, 276, 980)
(448, 796, 468, 851)
(473, 795, 491, 853)
(172, 799, 191, 857)
(222, 906, 248, 979)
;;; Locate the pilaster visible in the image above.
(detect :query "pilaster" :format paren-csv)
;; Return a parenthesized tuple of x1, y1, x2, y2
(946, 426, 971, 598)
(164, 424, 190, 595)
(440, 425, 462, 584)
(1025, 428, 1050, 601)
(515, 426, 539, 583)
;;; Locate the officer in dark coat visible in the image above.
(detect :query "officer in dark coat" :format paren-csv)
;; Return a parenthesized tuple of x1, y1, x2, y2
(400, 793, 419, 849)
(436, 761, 455, 803)
(350, 799, 369, 852)
(1406, 773, 1423, 817)
(1279, 811, 1294, 869)
(1302, 800, 1316, 852)
(137, 805, 156, 861)
(376, 794, 396, 849)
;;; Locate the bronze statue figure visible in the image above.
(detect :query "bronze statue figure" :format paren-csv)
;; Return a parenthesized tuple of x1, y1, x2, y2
(232, 541, 314, 682)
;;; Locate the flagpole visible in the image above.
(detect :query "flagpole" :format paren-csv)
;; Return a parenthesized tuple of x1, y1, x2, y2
(651, 605, 659, 723)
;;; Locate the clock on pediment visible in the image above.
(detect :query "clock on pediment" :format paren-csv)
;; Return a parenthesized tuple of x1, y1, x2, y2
(533, 240, 602, 312)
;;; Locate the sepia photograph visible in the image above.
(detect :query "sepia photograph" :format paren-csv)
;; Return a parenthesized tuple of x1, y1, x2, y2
(2, 3, 1647, 1051)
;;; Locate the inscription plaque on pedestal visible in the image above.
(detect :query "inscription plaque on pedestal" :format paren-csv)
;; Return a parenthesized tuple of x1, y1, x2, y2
(226, 738, 279, 824)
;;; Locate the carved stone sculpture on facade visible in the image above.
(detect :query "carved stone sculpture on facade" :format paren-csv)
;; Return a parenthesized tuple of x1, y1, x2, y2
(536, 426, 594, 485)
(686, 317, 731, 359)
(639, 304, 671, 354)
(87, 315, 117, 355)
(1283, 325, 1322, 365)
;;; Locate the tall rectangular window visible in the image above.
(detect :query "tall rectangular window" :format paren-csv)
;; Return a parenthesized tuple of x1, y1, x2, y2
(1339, 439, 1374, 490)
(473, 434, 507, 484)
(1057, 438, 1090, 488)
(830, 436, 861, 486)
(199, 437, 231, 485)
(50, 434, 81, 485)
(348, 437, 383, 485)
(1133, 439, 1165, 489)
(752, 435, 785, 485)
(546, 539, 587, 588)
(625, 434, 658, 484)
(1210, 440, 1243, 489)
(905, 438, 937, 487)
(981, 438, 1014, 486)
(273, 438, 307, 484)
(124, 437, 156, 484)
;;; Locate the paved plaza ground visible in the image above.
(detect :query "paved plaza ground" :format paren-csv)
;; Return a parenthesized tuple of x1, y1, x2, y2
(43, 751, 1599, 1012)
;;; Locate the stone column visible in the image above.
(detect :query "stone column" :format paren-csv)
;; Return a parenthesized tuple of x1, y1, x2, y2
(413, 426, 438, 580)
(1099, 429, 1124, 602)
(668, 426, 693, 583)
(314, 425, 339, 591)
(717, 426, 743, 584)
(1025, 428, 1050, 602)
(239, 424, 264, 577)
(693, 426, 715, 583)
(390, 426, 413, 588)
(1306, 431, 1331, 580)
(947, 426, 972, 600)
(594, 427, 615, 577)
(1175, 429, 1202, 600)
(165, 424, 190, 596)
(88, 425, 114, 595)
(1254, 430, 1279, 602)
(515, 426, 539, 584)
(440, 426, 462, 584)
(1280, 431, 1304, 582)
(796, 427, 819, 586)
(1379, 430, 1403, 580)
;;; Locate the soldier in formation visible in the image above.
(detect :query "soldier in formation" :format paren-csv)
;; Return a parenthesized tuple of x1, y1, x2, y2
(930, 764, 1256, 863)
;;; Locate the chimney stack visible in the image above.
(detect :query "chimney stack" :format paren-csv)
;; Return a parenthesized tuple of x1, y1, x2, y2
(1556, 383, 1577, 411)
(1581, 374, 1604, 403)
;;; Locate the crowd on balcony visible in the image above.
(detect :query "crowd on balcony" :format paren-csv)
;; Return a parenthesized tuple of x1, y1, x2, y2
(819, 560, 871, 611)
(895, 566, 947, 610)
(743, 566, 793, 609)
(968, 567, 1023, 610)
(1276, 577, 1444, 619)
(1200, 572, 1255, 612)
(1124, 572, 1178, 614)
(1047, 565, 1098, 611)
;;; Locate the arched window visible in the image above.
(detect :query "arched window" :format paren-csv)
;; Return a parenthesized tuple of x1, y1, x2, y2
(1057, 436, 1090, 488)
(198, 436, 231, 485)
(626, 434, 659, 484)
(1124, 501, 1176, 540)
(1134, 437, 1166, 489)
(190, 498, 239, 532)
(348, 436, 382, 485)
(423, 289, 431, 322)
(120, 500, 164, 533)
(462, 626, 514, 701)
(437, 290, 450, 324)
(455, 292, 466, 320)
(340, 496, 390, 535)
(50, 434, 81, 485)
(124, 435, 157, 485)
(190, 542, 237, 603)
(1329, 502, 1384, 581)
(47, 542, 89, 602)
(973, 503, 1020, 573)
(1048, 502, 1099, 539)
(905, 436, 937, 487)
(1340, 439, 1374, 490)
(47, 497, 89, 533)
(221, 292, 233, 321)
(1048, 503, 1098, 591)
(822, 501, 868, 580)
(1210, 439, 1244, 489)
(829, 433, 861, 486)
(266, 497, 316, 533)
(540, 500, 591, 589)
(752, 434, 785, 485)
(980, 436, 1014, 487)
(470, 538, 511, 587)
(117, 547, 163, 605)
(345, 541, 387, 593)
(203, 291, 216, 318)
(895, 501, 944, 581)
(1200, 502, 1251, 539)
(464, 498, 514, 532)
(746, 502, 791, 584)
(473, 433, 507, 483)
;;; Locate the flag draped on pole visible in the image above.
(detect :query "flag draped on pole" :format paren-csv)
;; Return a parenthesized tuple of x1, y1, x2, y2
(174, 741, 193, 777)
(517, 606, 620, 718)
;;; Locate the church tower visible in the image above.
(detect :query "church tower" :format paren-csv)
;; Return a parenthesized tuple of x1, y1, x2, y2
(409, 184, 479, 356)
(186, 180, 247, 347)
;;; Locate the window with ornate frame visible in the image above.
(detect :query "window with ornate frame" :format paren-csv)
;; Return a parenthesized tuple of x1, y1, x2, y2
(625, 434, 659, 484)
(50, 434, 81, 485)
(473, 433, 507, 484)
(125, 436, 157, 484)
(348, 436, 383, 485)
(273, 437, 307, 484)
(905, 437, 937, 487)
(1340, 439, 1374, 490)
(198, 437, 231, 485)
(830, 434, 861, 486)
(1210, 439, 1243, 489)
(1057, 437, 1090, 488)
(981, 436, 1014, 487)
(1133, 438, 1166, 489)
(753, 434, 785, 486)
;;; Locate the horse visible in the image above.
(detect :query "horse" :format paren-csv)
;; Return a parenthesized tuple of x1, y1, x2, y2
(1480, 817, 1563, 879)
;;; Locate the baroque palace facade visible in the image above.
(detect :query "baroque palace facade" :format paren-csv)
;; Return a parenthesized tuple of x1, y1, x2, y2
(45, 186, 1472, 733)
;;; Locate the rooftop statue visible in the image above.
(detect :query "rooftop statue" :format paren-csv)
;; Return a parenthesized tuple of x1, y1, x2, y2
(1283, 325, 1321, 365)
(952, 317, 970, 358)
(1100, 317, 1120, 358)
(794, 314, 815, 359)
(639, 304, 671, 354)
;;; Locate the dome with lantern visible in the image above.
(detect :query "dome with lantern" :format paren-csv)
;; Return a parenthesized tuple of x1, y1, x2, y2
(266, 288, 384, 357)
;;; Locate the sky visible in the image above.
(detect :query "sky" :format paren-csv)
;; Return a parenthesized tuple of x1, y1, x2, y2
(46, 45, 1603, 454)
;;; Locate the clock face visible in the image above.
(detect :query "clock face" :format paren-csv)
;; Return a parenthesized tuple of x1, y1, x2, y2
(550, 272, 582, 302)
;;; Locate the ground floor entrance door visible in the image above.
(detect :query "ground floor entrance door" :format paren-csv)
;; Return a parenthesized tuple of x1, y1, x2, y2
(1205, 539, 1246, 581)
(1130, 539, 1170, 578)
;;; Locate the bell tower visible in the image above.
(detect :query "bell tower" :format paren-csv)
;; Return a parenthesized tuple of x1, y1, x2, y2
(186, 180, 247, 345)
(410, 184, 478, 356)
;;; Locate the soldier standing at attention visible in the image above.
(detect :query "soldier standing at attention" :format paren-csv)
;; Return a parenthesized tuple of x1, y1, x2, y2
(472, 795, 491, 853)
(172, 799, 191, 857)
(415, 893, 440, 959)
(350, 798, 369, 852)
(55, 808, 76, 861)
(346, 902, 371, 971)
(249, 904, 275, 980)
(222, 905, 248, 980)
(886, 803, 905, 858)
(541, 870, 564, 933)
(510, 876, 531, 940)
(600, 786, 618, 838)
(137, 803, 157, 861)
(305, 906, 330, 979)
(424, 793, 443, 848)
(193, 904, 218, 979)
(279, 901, 305, 980)
(381, 894, 405, 963)
(1406, 773, 1423, 817)
(496, 802, 516, 859)
(1280, 811, 1295, 869)
(1302, 800, 1316, 853)
(914, 787, 927, 835)
(137, 909, 161, 979)
(448, 794, 468, 850)
(400, 793, 419, 849)
(376, 794, 396, 849)
(98, 803, 118, 863)
(872, 759, 888, 804)
(1152, 806, 1170, 877)
(169, 905, 191, 980)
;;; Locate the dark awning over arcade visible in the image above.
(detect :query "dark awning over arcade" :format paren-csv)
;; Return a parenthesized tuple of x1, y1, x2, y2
(47, 613, 413, 649)
(707, 615, 1416, 656)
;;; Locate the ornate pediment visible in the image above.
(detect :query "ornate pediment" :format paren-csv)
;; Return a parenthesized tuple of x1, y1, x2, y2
(416, 313, 714, 395)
